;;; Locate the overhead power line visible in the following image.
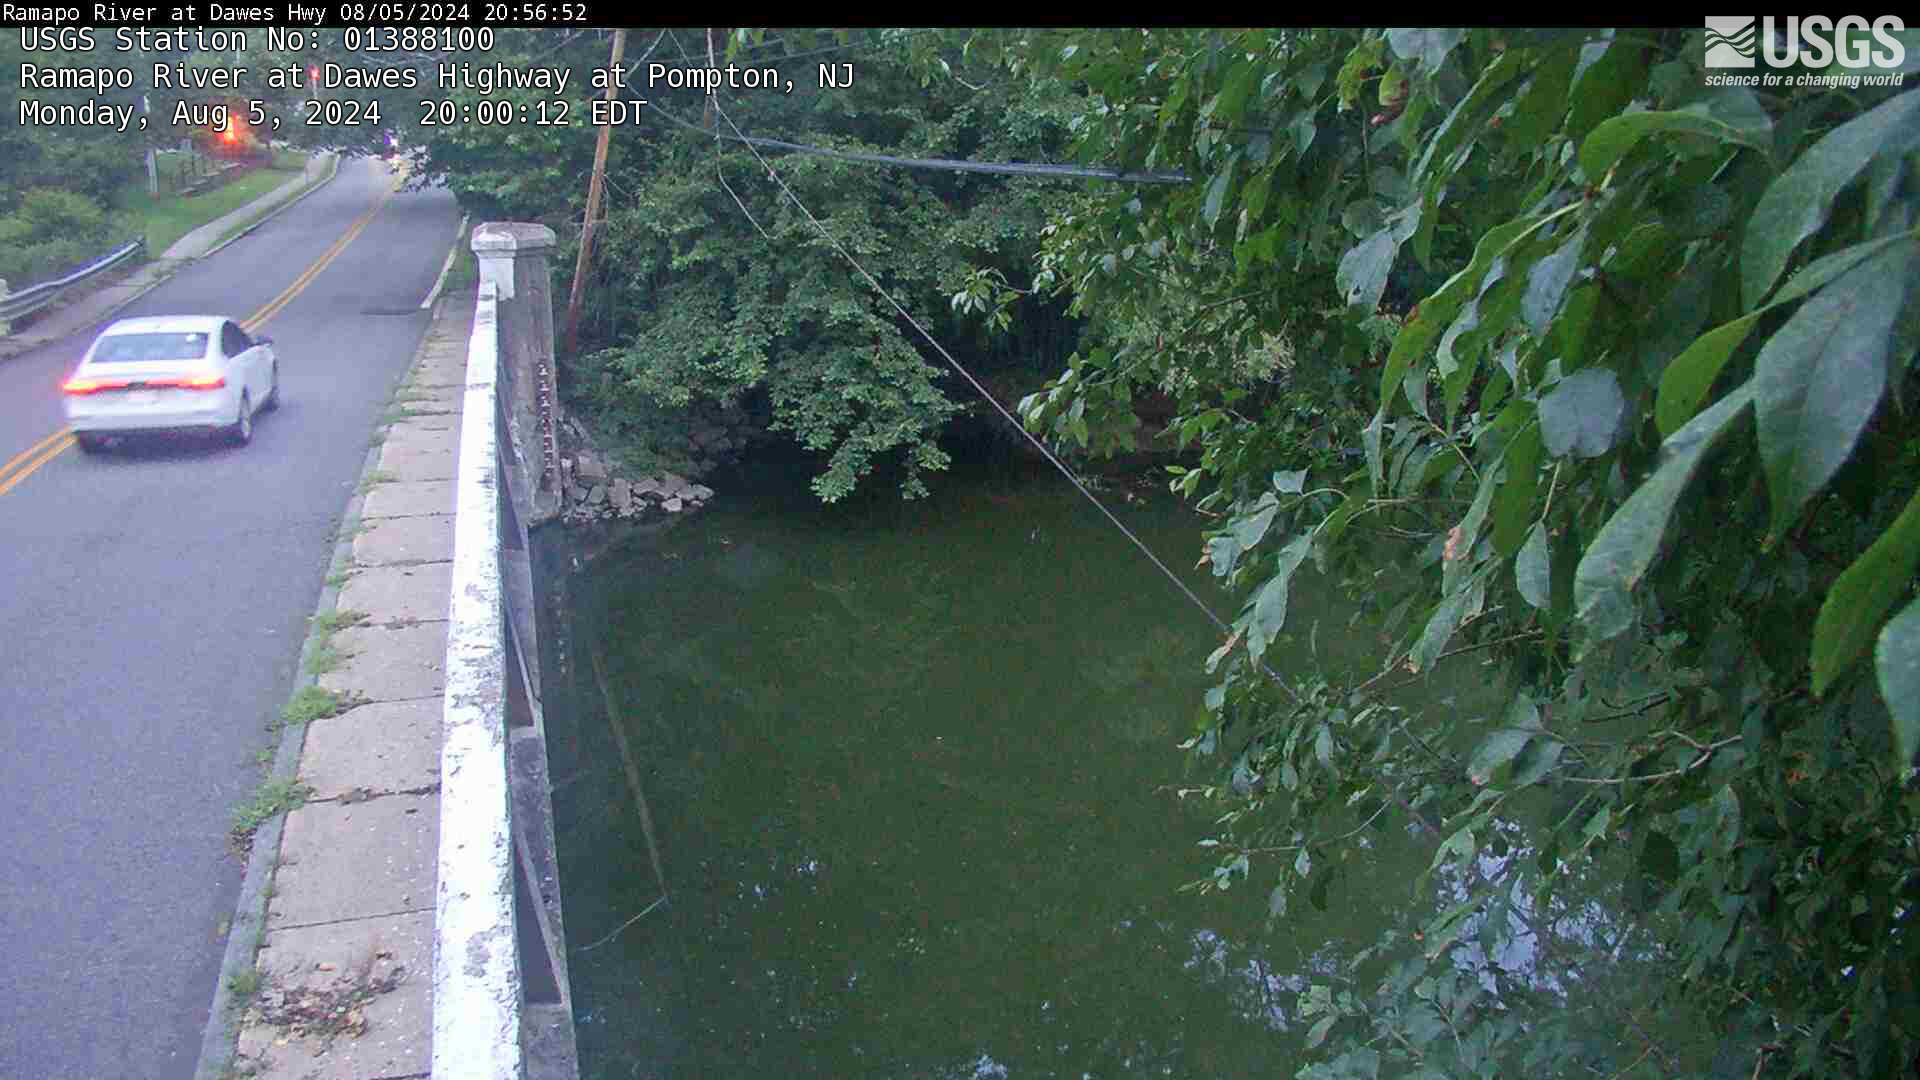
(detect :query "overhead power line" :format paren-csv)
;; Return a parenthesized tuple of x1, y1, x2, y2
(643, 98, 1190, 185)
(675, 70, 1240, 664)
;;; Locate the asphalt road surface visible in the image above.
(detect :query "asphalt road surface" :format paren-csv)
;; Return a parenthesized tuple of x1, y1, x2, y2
(0, 157, 461, 1079)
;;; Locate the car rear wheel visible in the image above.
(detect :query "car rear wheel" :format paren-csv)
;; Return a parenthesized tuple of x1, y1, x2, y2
(263, 364, 281, 411)
(75, 433, 108, 455)
(230, 391, 253, 446)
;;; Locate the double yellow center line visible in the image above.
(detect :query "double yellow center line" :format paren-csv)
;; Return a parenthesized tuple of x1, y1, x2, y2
(0, 169, 403, 498)
(244, 173, 400, 333)
(0, 429, 76, 497)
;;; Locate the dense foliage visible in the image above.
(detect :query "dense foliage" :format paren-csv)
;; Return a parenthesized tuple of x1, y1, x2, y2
(0, 188, 120, 288)
(262, 28, 1084, 495)
(951, 26, 1920, 1079)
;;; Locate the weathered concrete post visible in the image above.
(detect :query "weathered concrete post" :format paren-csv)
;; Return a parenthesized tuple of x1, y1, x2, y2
(0, 279, 12, 337)
(471, 223, 563, 527)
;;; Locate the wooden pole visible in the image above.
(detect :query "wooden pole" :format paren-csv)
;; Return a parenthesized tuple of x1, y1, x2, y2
(561, 28, 627, 361)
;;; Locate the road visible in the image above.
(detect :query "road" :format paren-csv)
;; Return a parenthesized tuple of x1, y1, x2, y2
(0, 157, 461, 1079)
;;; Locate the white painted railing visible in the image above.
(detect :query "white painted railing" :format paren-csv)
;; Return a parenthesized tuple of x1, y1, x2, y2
(436, 279, 525, 1080)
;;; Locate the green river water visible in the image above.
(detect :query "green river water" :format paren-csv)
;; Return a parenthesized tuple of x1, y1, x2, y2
(536, 460, 1663, 1078)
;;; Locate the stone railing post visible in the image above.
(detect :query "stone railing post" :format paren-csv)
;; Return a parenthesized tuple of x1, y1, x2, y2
(471, 223, 562, 527)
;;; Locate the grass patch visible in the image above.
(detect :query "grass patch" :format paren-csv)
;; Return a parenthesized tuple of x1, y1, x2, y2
(356, 469, 397, 494)
(306, 640, 347, 676)
(112, 152, 312, 257)
(442, 223, 478, 291)
(230, 777, 313, 853)
(226, 966, 264, 1002)
(278, 685, 363, 730)
(304, 608, 369, 676)
(311, 608, 369, 635)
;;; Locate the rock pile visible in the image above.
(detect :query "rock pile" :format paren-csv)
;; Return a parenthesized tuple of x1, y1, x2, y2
(557, 449, 713, 526)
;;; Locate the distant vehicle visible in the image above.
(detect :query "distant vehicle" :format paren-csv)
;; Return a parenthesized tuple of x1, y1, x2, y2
(62, 315, 279, 452)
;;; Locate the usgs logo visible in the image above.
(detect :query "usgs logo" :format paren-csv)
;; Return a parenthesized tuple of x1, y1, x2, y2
(1705, 15, 1907, 69)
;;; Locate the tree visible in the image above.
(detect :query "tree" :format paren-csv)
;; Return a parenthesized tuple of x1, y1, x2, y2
(961, 27, 1920, 1078)
(559, 28, 1083, 499)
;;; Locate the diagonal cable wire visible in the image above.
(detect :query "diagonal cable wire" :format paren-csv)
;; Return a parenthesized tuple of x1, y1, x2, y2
(668, 36, 1247, 653)
(642, 99, 1189, 184)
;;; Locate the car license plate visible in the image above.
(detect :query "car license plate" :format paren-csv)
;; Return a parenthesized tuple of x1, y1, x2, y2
(126, 390, 158, 405)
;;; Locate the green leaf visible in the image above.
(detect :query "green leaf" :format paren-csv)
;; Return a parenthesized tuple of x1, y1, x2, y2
(1711, 786, 1740, 854)
(1510, 737, 1565, 787)
(1467, 729, 1532, 786)
(1268, 883, 1289, 923)
(1755, 243, 1912, 538)
(1655, 313, 1760, 437)
(1574, 382, 1756, 643)
(1522, 229, 1583, 335)
(1504, 43, 1577, 146)
(1337, 204, 1421, 312)
(1306, 1013, 1337, 1050)
(1566, 36, 1646, 141)
(1203, 156, 1237, 228)
(1656, 231, 1919, 436)
(1233, 494, 1282, 550)
(1876, 600, 1920, 773)
(1492, 421, 1543, 556)
(1743, 89, 1920, 309)
(1813, 490, 1920, 696)
(1410, 567, 1486, 672)
(1380, 211, 1562, 409)
(1410, 49, 1525, 192)
(1246, 535, 1313, 662)
(1362, 410, 1386, 492)
(1274, 469, 1307, 494)
(1539, 368, 1626, 458)
(1578, 107, 1763, 181)
(1315, 724, 1336, 769)
(1516, 523, 1552, 609)
(1444, 452, 1504, 596)
(1386, 28, 1466, 75)
(1207, 534, 1241, 577)
(1292, 112, 1318, 158)
(1429, 825, 1477, 873)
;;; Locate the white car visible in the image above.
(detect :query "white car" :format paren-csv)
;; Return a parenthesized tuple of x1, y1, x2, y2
(62, 315, 279, 452)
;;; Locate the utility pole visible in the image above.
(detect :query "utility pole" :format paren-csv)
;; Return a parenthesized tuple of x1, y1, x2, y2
(561, 28, 627, 361)
(704, 28, 717, 131)
(143, 95, 157, 196)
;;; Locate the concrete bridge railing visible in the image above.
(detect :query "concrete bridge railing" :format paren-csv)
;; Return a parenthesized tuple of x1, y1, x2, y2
(436, 223, 577, 1079)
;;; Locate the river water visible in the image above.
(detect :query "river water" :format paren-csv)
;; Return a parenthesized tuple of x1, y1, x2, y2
(536, 460, 1671, 1078)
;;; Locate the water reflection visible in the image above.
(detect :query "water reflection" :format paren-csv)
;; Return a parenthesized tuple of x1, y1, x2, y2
(541, 463, 1674, 1078)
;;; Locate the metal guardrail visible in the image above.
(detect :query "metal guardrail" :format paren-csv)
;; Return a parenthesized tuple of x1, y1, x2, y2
(0, 238, 145, 324)
(437, 277, 578, 1079)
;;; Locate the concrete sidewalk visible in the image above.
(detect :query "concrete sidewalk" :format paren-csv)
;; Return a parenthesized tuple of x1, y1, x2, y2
(210, 291, 475, 1080)
(0, 151, 338, 363)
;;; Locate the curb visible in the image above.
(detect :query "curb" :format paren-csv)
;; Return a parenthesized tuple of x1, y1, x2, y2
(420, 213, 470, 310)
(0, 152, 342, 366)
(193, 151, 343, 261)
(192, 293, 455, 1080)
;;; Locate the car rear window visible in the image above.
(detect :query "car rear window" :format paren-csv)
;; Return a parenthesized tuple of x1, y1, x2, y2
(92, 332, 211, 363)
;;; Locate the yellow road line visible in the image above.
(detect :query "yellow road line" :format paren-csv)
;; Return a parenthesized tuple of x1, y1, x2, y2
(0, 432, 76, 497)
(0, 427, 75, 488)
(244, 171, 403, 333)
(3, 170, 405, 497)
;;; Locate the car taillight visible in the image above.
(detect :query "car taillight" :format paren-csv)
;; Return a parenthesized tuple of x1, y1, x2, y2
(152, 374, 226, 389)
(62, 377, 130, 394)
